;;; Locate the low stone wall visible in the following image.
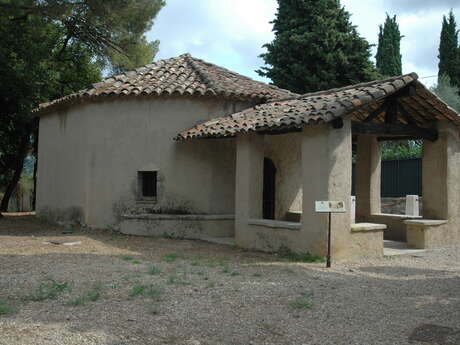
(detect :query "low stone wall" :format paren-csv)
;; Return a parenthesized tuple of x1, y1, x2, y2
(120, 214, 235, 239)
(381, 197, 423, 215)
(405, 220, 450, 249)
(350, 223, 386, 258)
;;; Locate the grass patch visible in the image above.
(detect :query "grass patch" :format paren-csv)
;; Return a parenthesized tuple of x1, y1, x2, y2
(162, 253, 179, 263)
(253, 272, 263, 277)
(67, 283, 103, 307)
(109, 282, 120, 289)
(87, 285, 102, 302)
(0, 300, 16, 316)
(221, 266, 231, 274)
(130, 284, 146, 297)
(29, 279, 70, 301)
(167, 274, 191, 286)
(132, 260, 142, 264)
(67, 296, 86, 306)
(230, 271, 240, 276)
(121, 255, 134, 261)
(206, 282, 216, 288)
(148, 265, 161, 275)
(130, 283, 163, 299)
(278, 246, 325, 263)
(289, 292, 314, 310)
(289, 298, 312, 310)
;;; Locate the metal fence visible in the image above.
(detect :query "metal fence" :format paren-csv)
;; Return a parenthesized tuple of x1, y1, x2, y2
(352, 158, 422, 197)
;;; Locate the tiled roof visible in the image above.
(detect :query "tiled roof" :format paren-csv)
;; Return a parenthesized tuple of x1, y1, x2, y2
(36, 54, 295, 114)
(176, 73, 460, 140)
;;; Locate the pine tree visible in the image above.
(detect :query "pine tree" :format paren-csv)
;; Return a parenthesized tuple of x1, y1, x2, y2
(257, 0, 378, 94)
(375, 14, 402, 77)
(438, 10, 459, 86)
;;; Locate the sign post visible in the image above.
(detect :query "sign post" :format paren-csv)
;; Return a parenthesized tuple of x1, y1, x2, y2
(315, 201, 346, 268)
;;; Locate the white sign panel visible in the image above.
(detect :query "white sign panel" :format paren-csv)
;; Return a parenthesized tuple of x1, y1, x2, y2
(315, 201, 346, 213)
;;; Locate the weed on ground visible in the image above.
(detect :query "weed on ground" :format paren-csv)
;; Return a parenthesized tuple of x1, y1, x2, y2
(130, 283, 163, 299)
(67, 283, 103, 307)
(0, 300, 16, 316)
(289, 291, 314, 310)
(167, 274, 191, 286)
(28, 279, 70, 302)
(148, 265, 161, 275)
(162, 253, 180, 263)
(289, 298, 312, 310)
(278, 246, 325, 263)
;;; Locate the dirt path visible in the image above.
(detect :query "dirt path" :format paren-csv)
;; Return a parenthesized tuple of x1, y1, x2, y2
(1, 215, 459, 345)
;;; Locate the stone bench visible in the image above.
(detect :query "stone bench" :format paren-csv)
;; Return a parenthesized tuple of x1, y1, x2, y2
(350, 223, 387, 258)
(404, 219, 449, 249)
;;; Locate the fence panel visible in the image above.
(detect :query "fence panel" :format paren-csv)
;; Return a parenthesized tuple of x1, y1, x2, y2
(352, 158, 422, 197)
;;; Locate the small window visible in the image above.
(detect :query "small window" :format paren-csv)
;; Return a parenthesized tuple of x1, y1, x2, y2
(138, 171, 157, 199)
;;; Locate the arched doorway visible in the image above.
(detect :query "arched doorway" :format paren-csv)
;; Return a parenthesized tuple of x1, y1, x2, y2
(263, 158, 276, 220)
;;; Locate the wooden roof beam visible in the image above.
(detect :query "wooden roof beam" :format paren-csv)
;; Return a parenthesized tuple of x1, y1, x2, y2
(352, 120, 438, 141)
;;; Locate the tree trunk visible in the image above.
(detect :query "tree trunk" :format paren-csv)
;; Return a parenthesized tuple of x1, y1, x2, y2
(0, 135, 29, 212)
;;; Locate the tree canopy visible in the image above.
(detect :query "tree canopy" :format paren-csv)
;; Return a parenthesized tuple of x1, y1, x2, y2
(375, 14, 402, 77)
(432, 74, 460, 112)
(257, 0, 379, 94)
(0, 0, 165, 73)
(0, 0, 165, 214)
(438, 10, 460, 87)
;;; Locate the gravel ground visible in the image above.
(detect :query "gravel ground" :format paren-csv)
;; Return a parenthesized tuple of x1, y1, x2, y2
(0, 215, 459, 345)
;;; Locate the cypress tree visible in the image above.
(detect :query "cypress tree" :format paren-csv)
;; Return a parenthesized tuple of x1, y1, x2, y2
(438, 10, 459, 86)
(375, 14, 403, 77)
(257, 0, 378, 94)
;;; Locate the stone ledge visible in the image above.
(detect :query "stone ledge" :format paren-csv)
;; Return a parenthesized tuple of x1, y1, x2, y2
(351, 223, 387, 232)
(122, 214, 235, 221)
(404, 219, 448, 227)
(248, 219, 301, 231)
(372, 213, 422, 219)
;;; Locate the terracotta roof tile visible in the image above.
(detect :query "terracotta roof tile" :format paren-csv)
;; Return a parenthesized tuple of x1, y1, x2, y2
(176, 73, 460, 140)
(36, 54, 295, 114)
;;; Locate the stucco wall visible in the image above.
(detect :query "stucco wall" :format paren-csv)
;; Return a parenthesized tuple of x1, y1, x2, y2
(37, 96, 253, 228)
(264, 133, 303, 220)
(234, 121, 380, 261)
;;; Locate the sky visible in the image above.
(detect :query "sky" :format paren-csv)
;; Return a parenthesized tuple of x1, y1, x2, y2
(147, 0, 460, 87)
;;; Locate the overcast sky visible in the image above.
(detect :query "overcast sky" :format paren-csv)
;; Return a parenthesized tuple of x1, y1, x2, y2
(147, 0, 460, 87)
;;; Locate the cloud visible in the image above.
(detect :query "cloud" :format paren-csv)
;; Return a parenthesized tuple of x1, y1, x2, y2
(148, 0, 460, 87)
(147, 0, 276, 81)
(385, 0, 459, 14)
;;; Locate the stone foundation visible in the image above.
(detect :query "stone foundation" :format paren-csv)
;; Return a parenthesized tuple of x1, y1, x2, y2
(120, 214, 234, 239)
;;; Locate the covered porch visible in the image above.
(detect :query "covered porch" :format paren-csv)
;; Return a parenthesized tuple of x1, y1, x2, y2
(178, 73, 460, 260)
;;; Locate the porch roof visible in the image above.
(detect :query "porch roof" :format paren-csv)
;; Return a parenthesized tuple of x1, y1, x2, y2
(176, 73, 460, 141)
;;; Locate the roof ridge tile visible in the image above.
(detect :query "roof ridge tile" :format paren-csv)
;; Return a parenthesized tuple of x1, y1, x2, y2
(36, 54, 295, 114)
(176, 73, 460, 140)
